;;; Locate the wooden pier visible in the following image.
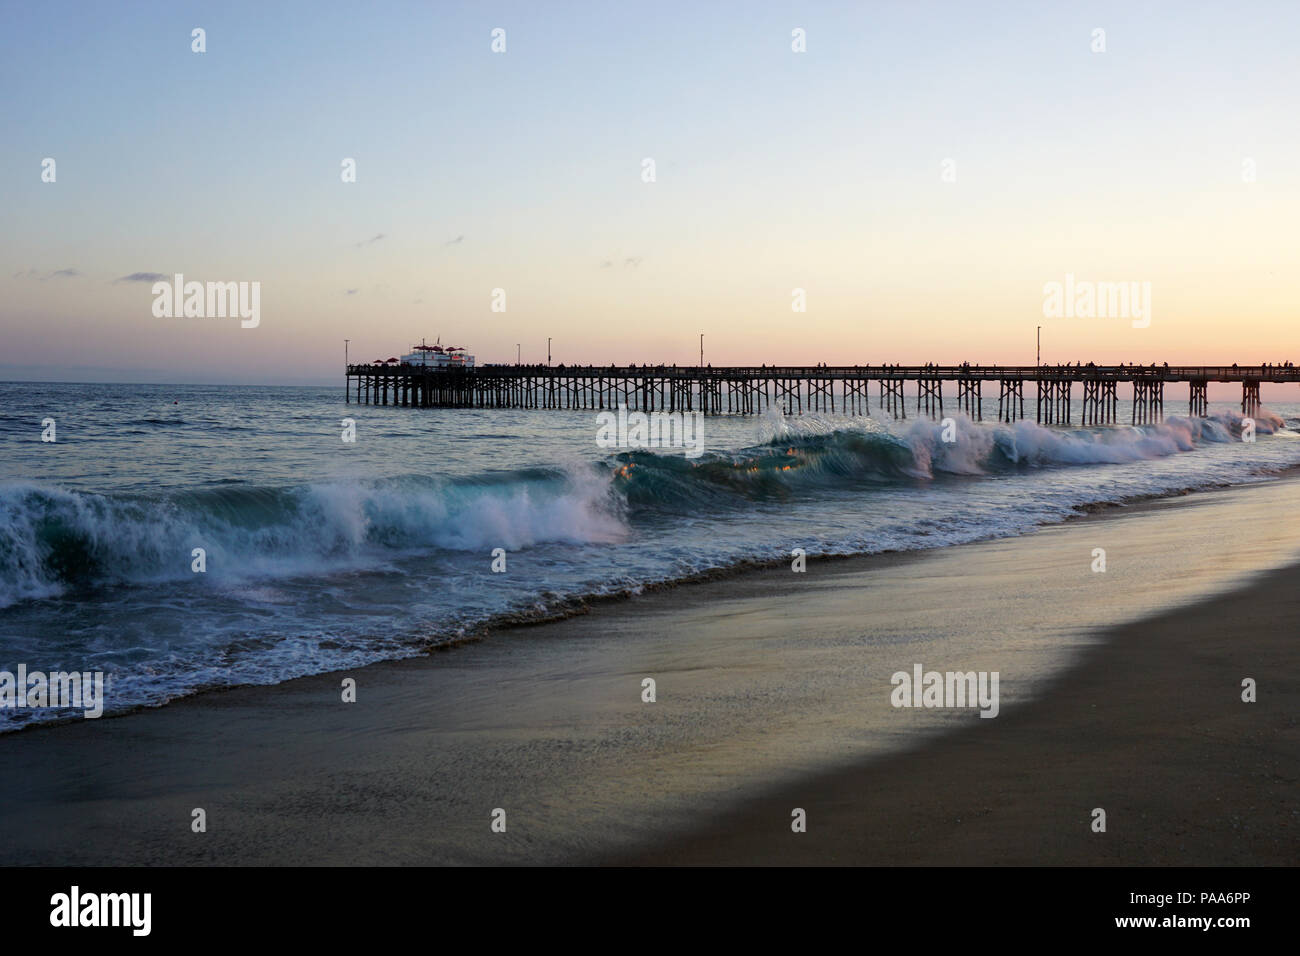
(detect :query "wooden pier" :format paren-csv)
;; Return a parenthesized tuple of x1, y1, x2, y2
(345, 363, 1298, 426)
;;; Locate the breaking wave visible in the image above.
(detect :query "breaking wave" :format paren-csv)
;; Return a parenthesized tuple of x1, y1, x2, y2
(0, 409, 1289, 609)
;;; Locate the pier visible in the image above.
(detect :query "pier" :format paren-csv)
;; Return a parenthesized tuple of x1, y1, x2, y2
(345, 363, 1298, 425)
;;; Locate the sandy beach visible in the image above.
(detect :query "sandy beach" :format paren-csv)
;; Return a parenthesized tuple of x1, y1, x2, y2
(0, 477, 1296, 866)
(619, 557, 1300, 865)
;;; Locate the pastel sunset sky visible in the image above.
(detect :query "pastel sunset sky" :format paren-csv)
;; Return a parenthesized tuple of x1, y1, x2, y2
(2, 0, 1297, 386)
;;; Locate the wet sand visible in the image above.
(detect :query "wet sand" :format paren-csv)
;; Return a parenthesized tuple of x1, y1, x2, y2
(0, 479, 1297, 865)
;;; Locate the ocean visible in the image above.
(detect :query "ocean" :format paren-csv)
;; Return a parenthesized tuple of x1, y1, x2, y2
(2, 380, 1298, 730)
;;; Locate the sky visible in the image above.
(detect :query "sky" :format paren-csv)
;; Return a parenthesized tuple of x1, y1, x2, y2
(1, 0, 1298, 387)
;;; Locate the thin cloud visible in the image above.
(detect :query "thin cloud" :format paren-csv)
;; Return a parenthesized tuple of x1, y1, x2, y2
(445, 235, 464, 245)
(344, 288, 358, 295)
(355, 233, 385, 247)
(14, 267, 83, 280)
(116, 272, 168, 283)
